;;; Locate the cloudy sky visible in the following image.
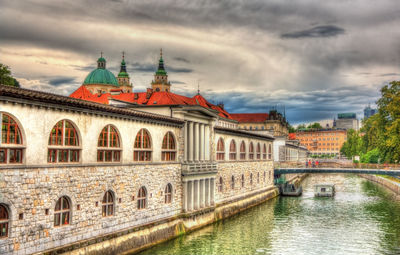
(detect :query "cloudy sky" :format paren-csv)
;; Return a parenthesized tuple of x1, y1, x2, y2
(1, 0, 399, 124)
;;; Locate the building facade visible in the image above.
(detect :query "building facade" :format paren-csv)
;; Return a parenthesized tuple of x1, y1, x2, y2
(334, 113, 359, 130)
(293, 129, 347, 157)
(0, 51, 278, 254)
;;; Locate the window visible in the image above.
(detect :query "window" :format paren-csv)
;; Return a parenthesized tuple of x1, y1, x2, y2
(216, 138, 225, 161)
(102, 191, 114, 217)
(0, 204, 9, 238)
(268, 144, 272, 160)
(256, 143, 261, 159)
(250, 173, 253, 185)
(249, 142, 254, 160)
(264, 171, 266, 182)
(165, 183, 172, 203)
(1, 113, 23, 164)
(97, 125, 121, 162)
(48, 120, 80, 163)
(137, 186, 147, 209)
(162, 132, 176, 161)
(241, 174, 245, 188)
(54, 196, 70, 227)
(218, 176, 223, 192)
(257, 172, 260, 183)
(240, 141, 246, 160)
(231, 175, 235, 189)
(134, 129, 152, 161)
(229, 140, 236, 160)
(263, 144, 267, 159)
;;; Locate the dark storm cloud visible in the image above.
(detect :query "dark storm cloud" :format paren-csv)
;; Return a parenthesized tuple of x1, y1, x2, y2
(126, 63, 193, 73)
(170, 80, 186, 84)
(174, 57, 190, 63)
(49, 77, 76, 86)
(281, 25, 345, 39)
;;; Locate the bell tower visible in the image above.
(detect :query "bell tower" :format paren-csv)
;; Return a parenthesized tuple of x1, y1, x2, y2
(151, 49, 171, 92)
(117, 52, 133, 93)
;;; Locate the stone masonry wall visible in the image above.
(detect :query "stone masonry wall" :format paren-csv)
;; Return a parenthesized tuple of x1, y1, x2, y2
(0, 163, 182, 255)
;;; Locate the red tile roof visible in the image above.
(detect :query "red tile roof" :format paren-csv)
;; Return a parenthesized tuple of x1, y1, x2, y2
(230, 113, 269, 123)
(288, 133, 296, 140)
(70, 86, 233, 119)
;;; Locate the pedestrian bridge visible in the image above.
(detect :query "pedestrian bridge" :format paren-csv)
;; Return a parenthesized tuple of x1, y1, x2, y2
(275, 168, 400, 176)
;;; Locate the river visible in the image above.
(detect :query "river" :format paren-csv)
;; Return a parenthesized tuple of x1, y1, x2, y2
(137, 174, 400, 255)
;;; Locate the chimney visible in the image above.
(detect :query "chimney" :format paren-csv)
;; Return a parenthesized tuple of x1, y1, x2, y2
(146, 88, 153, 99)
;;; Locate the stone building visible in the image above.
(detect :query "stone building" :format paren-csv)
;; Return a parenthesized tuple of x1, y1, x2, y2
(0, 50, 277, 254)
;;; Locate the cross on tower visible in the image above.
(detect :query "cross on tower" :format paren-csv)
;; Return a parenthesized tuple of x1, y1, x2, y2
(100, 51, 103, 58)
(122, 51, 125, 59)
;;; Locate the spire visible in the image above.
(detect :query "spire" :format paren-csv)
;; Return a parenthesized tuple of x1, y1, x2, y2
(156, 48, 167, 75)
(197, 80, 200, 95)
(118, 51, 129, 79)
(97, 52, 106, 69)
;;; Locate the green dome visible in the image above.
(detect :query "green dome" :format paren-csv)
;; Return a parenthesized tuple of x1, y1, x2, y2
(83, 68, 119, 87)
(97, 57, 106, 62)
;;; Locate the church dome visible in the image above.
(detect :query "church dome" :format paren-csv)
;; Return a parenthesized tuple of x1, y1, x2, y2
(83, 68, 119, 87)
(83, 56, 119, 87)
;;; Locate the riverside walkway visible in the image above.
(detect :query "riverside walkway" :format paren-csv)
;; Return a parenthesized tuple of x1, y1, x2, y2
(275, 168, 400, 176)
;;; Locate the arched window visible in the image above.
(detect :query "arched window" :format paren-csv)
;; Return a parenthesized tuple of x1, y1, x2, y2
(240, 141, 246, 160)
(250, 173, 253, 185)
(1, 113, 23, 164)
(0, 204, 9, 238)
(165, 183, 172, 203)
(218, 176, 223, 192)
(268, 144, 272, 160)
(137, 186, 147, 209)
(263, 144, 267, 160)
(229, 140, 236, 160)
(256, 143, 261, 159)
(162, 132, 176, 161)
(249, 142, 254, 160)
(54, 196, 71, 227)
(241, 174, 245, 188)
(216, 138, 225, 161)
(102, 191, 114, 217)
(134, 129, 152, 161)
(257, 172, 260, 183)
(97, 125, 121, 162)
(231, 175, 235, 189)
(263, 171, 266, 182)
(48, 120, 80, 163)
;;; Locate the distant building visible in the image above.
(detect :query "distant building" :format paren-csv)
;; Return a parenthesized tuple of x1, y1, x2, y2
(293, 129, 347, 157)
(363, 105, 376, 120)
(231, 110, 289, 137)
(335, 112, 359, 130)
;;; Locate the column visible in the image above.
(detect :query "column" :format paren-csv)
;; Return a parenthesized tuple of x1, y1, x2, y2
(184, 122, 188, 161)
(188, 122, 194, 162)
(204, 125, 210, 161)
(183, 181, 188, 212)
(194, 123, 199, 161)
(205, 178, 210, 206)
(194, 180, 199, 210)
(200, 124, 205, 161)
(200, 179, 205, 208)
(187, 181, 193, 211)
(210, 178, 215, 205)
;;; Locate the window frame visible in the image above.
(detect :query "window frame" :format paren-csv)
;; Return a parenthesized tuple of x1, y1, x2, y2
(229, 140, 237, 160)
(239, 141, 246, 160)
(0, 204, 9, 238)
(54, 196, 71, 227)
(216, 138, 225, 161)
(0, 113, 25, 164)
(165, 183, 173, 204)
(218, 176, 223, 192)
(137, 186, 147, 209)
(134, 129, 152, 162)
(249, 142, 254, 160)
(256, 143, 261, 160)
(102, 191, 115, 217)
(268, 144, 272, 160)
(48, 120, 80, 164)
(97, 125, 121, 163)
(231, 175, 235, 190)
(161, 132, 176, 161)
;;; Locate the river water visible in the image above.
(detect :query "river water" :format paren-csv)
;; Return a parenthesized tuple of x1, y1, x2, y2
(137, 174, 400, 255)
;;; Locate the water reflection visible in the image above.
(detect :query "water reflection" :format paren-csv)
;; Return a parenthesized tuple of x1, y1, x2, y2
(137, 174, 400, 255)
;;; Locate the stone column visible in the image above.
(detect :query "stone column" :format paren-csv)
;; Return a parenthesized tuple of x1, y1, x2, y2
(194, 180, 199, 210)
(187, 181, 193, 211)
(194, 123, 199, 161)
(205, 178, 210, 206)
(200, 124, 205, 161)
(210, 178, 215, 205)
(188, 122, 194, 162)
(184, 122, 188, 161)
(200, 179, 204, 208)
(204, 125, 210, 161)
(183, 181, 188, 212)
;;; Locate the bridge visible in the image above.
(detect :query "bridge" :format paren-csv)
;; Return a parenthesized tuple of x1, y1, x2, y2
(275, 168, 400, 176)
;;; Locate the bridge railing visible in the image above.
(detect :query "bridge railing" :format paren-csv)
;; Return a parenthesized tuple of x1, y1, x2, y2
(275, 161, 400, 170)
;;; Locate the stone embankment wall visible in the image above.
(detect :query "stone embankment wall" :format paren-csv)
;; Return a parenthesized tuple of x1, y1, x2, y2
(359, 174, 400, 199)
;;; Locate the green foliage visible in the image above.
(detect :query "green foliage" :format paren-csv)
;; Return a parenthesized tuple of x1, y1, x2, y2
(307, 122, 323, 130)
(288, 124, 296, 133)
(0, 63, 20, 87)
(360, 148, 380, 163)
(344, 80, 400, 163)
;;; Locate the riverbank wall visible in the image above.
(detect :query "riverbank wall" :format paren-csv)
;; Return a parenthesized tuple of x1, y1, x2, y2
(359, 174, 400, 199)
(39, 186, 278, 255)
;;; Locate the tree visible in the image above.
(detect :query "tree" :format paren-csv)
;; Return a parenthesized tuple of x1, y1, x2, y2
(288, 124, 296, 133)
(340, 129, 363, 159)
(0, 63, 20, 87)
(307, 122, 323, 130)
